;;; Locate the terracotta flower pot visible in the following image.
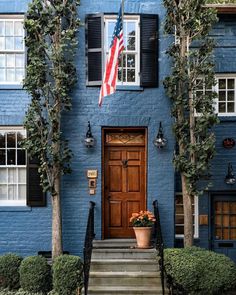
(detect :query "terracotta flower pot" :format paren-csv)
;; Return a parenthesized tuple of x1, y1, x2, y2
(133, 227, 152, 248)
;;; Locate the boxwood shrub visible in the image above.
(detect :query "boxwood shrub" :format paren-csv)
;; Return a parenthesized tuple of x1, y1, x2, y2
(19, 256, 51, 294)
(0, 253, 22, 290)
(164, 247, 236, 295)
(52, 255, 83, 295)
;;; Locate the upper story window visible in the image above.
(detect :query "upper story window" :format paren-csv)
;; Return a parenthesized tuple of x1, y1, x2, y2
(0, 15, 25, 85)
(105, 16, 140, 86)
(86, 13, 158, 88)
(0, 127, 27, 206)
(195, 75, 236, 116)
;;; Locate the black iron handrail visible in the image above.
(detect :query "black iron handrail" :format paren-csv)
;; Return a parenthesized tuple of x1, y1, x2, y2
(153, 200, 165, 295)
(83, 201, 96, 295)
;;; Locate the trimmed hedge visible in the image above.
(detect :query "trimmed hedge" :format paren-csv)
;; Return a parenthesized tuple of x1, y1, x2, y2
(164, 247, 236, 295)
(0, 254, 22, 290)
(52, 255, 83, 295)
(19, 256, 51, 294)
(0, 290, 44, 295)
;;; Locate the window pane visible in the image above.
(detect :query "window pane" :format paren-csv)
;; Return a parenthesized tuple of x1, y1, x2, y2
(15, 69, 24, 82)
(14, 37, 23, 50)
(127, 37, 135, 50)
(5, 21, 13, 36)
(5, 37, 14, 50)
(118, 68, 126, 82)
(8, 168, 17, 183)
(7, 133, 16, 148)
(8, 185, 17, 200)
(0, 133, 5, 148)
(127, 22, 135, 36)
(108, 21, 116, 36)
(0, 184, 7, 200)
(18, 184, 26, 200)
(0, 169, 7, 183)
(227, 102, 234, 113)
(127, 54, 135, 68)
(7, 149, 15, 165)
(0, 21, 4, 36)
(228, 91, 234, 102)
(15, 54, 24, 68)
(219, 91, 226, 101)
(219, 79, 226, 89)
(219, 102, 226, 113)
(0, 150, 6, 165)
(231, 229, 236, 240)
(6, 54, 14, 68)
(176, 215, 184, 224)
(18, 168, 26, 183)
(6, 69, 15, 82)
(0, 37, 4, 50)
(0, 70, 5, 82)
(17, 132, 25, 147)
(17, 150, 26, 165)
(228, 79, 234, 89)
(127, 69, 135, 82)
(222, 202, 229, 213)
(175, 226, 184, 235)
(0, 54, 5, 67)
(14, 21, 23, 36)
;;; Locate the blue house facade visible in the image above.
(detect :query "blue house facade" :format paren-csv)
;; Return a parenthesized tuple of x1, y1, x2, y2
(0, 0, 236, 263)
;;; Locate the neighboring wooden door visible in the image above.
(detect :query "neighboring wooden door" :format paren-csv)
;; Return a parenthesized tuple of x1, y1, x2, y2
(212, 194, 236, 263)
(103, 131, 146, 238)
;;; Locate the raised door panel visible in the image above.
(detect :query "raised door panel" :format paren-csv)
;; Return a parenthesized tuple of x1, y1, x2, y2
(127, 166, 140, 192)
(109, 165, 123, 192)
(109, 201, 122, 227)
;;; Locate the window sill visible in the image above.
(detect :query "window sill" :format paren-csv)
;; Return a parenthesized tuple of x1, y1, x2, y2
(0, 84, 23, 90)
(0, 206, 32, 212)
(116, 85, 144, 91)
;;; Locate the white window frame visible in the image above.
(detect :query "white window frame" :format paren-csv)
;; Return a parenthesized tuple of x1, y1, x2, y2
(0, 14, 25, 85)
(175, 193, 199, 239)
(194, 75, 236, 117)
(104, 15, 140, 86)
(0, 126, 27, 206)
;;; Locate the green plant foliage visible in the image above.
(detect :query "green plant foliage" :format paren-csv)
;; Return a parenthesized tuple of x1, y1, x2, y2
(164, 247, 236, 294)
(0, 290, 44, 295)
(206, 0, 236, 3)
(0, 290, 16, 295)
(0, 254, 23, 290)
(52, 255, 83, 295)
(19, 256, 51, 294)
(23, 0, 80, 195)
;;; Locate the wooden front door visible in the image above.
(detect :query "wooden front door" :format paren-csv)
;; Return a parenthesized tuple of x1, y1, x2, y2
(103, 130, 146, 238)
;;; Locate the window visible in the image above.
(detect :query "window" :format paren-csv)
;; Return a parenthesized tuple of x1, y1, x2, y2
(0, 127, 27, 206)
(175, 194, 199, 238)
(0, 15, 25, 84)
(105, 16, 140, 85)
(86, 14, 158, 87)
(195, 76, 236, 116)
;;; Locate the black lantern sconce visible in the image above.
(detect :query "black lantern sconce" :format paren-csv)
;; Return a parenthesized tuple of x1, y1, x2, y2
(153, 122, 167, 148)
(84, 121, 95, 148)
(225, 163, 236, 185)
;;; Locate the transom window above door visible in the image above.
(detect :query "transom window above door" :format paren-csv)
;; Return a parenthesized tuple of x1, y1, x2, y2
(0, 15, 25, 85)
(105, 16, 140, 85)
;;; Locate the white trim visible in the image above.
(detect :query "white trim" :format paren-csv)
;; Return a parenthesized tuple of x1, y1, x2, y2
(0, 200, 26, 206)
(175, 194, 199, 239)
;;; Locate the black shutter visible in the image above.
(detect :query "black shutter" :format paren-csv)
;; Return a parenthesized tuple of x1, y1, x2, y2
(27, 157, 46, 207)
(86, 14, 104, 86)
(140, 14, 158, 87)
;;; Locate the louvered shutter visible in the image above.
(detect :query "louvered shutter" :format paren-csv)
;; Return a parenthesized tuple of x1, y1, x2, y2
(27, 157, 46, 207)
(140, 14, 158, 87)
(86, 14, 104, 86)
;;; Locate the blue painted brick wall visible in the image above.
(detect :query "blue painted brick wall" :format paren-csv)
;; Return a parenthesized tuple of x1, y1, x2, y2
(0, 1, 235, 257)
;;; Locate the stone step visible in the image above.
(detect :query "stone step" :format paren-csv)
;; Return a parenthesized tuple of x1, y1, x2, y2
(93, 239, 137, 248)
(90, 259, 160, 272)
(89, 271, 161, 286)
(91, 248, 157, 260)
(84, 285, 164, 295)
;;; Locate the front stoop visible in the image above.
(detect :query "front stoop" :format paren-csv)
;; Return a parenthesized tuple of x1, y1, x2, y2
(83, 239, 165, 295)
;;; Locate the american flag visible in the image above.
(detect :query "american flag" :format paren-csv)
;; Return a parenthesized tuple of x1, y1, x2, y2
(99, 3, 125, 107)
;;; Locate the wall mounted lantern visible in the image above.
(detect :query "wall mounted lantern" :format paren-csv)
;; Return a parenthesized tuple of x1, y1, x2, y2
(225, 163, 236, 185)
(84, 121, 95, 148)
(153, 122, 167, 148)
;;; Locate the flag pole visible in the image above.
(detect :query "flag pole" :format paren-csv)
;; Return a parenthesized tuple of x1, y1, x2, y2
(121, 0, 124, 85)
